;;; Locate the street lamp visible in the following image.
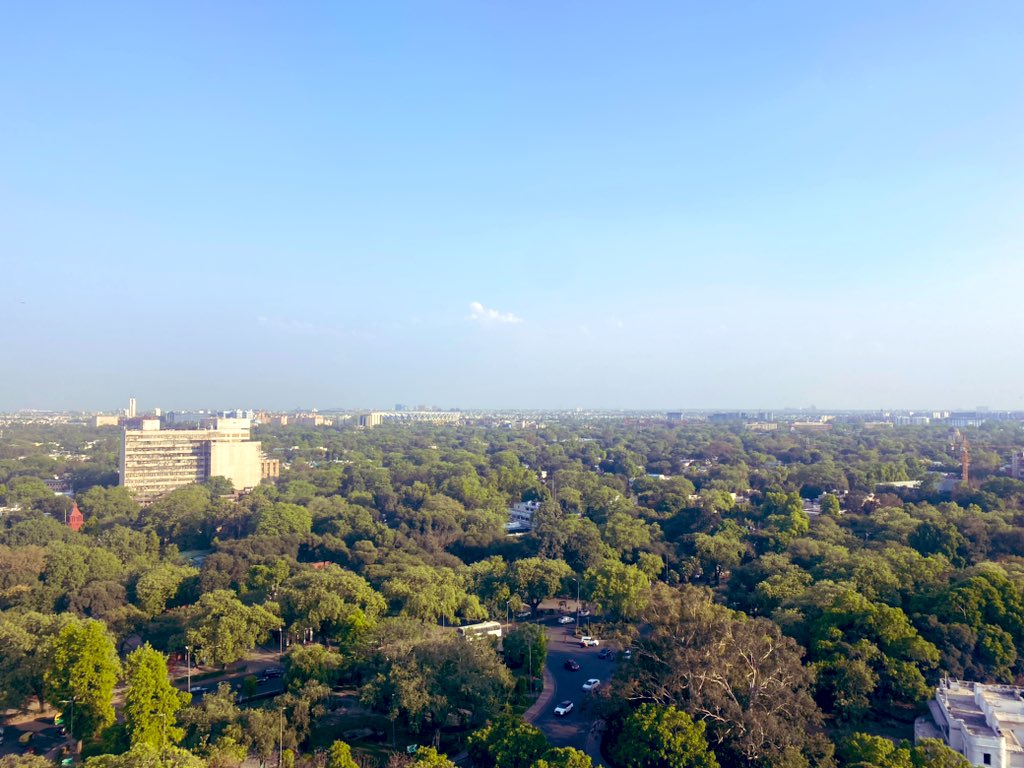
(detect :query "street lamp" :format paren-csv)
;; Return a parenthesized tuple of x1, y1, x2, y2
(505, 600, 513, 636)
(185, 646, 192, 693)
(571, 577, 581, 629)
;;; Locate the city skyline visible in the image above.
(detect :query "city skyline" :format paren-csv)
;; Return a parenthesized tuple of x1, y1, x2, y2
(3, 3, 1023, 410)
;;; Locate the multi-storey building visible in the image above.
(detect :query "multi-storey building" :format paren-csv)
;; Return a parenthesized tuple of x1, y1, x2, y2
(917, 680, 1024, 767)
(120, 419, 263, 504)
(1012, 451, 1024, 481)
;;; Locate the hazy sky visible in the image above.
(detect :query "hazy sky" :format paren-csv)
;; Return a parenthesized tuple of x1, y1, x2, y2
(2, 2, 1023, 411)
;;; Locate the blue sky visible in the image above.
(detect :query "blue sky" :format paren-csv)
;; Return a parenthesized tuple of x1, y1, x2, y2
(2, 2, 1022, 411)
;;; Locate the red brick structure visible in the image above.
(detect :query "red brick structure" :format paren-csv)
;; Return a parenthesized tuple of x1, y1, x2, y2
(68, 502, 84, 532)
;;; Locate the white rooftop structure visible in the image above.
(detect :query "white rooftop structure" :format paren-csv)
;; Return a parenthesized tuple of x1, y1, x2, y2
(505, 500, 541, 534)
(919, 680, 1024, 767)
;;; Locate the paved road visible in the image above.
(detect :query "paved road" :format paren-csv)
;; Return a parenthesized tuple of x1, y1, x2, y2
(526, 616, 617, 763)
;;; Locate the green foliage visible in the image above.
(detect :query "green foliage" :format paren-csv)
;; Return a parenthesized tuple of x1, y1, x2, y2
(584, 559, 651, 619)
(468, 716, 549, 768)
(136, 563, 198, 617)
(611, 704, 718, 768)
(362, 629, 514, 736)
(284, 643, 344, 689)
(278, 564, 385, 648)
(45, 618, 122, 741)
(82, 744, 207, 767)
(837, 733, 970, 768)
(503, 623, 548, 671)
(124, 643, 190, 749)
(415, 746, 459, 767)
(185, 589, 281, 667)
(530, 748, 592, 768)
(509, 557, 574, 611)
(326, 740, 359, 768)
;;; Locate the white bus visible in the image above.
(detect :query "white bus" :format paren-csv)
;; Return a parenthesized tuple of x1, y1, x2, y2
(456, 621, 502, 641)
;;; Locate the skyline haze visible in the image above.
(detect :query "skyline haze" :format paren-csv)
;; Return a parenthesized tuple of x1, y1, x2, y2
(3, 2, 1023, 411)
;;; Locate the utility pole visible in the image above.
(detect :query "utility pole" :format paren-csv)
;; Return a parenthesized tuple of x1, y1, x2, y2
(186, 646, 191, 692)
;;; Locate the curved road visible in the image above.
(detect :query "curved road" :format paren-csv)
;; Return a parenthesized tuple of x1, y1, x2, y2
(524, 615, 616, 766)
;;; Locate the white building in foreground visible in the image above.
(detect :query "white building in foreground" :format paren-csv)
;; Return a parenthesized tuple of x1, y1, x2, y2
(917, 680, 1024, 767)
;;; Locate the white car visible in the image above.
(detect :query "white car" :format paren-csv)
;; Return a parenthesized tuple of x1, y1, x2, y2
(557, 615, 575, 624)
(580, 636, 599, 647)
(582, 678, 601, 691)
(554, 700, 574, 716)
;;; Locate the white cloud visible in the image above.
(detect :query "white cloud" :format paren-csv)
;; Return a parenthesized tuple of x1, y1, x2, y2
(467, 301, 523, 325)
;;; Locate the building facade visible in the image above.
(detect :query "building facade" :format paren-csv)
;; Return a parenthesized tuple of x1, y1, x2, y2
(917, 680, 1024, 767)
(120, 419, 265, 504)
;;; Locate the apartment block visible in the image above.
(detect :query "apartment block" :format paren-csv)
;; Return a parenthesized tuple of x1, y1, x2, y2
(120, 419, 264, 504)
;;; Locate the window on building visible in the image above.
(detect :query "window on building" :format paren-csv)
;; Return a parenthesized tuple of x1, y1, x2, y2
(984, 754, 992, 765)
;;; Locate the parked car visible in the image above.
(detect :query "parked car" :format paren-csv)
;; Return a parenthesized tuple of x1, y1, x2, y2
(189, 685, 211, 695)
(516, 611, 532, 620)
(597, 648, 613, 660)
(582, 678, 601, 691)
(557, 615, 575, 624)
(554, 701, 574, 716)
(564, 659, 580, 671)
(580, 636, 599, 647)
(579, 609, 591, 617)
(259, 667, 284, 680)
(621, 649, 633, 660)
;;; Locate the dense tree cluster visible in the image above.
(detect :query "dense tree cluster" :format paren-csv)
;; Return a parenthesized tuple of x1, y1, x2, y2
(2, 417, 1024, 766)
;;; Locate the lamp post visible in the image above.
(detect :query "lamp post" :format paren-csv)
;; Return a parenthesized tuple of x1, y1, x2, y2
(505, 600, 512, 636)
(571, 577, 581, 630)
(185, 645, 192, 693)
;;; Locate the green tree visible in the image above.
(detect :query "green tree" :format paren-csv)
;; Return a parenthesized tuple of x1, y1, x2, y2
(82, 744, 207, 767)
(531, 747, 593, 768)
(255, 502, 313, 537)
(136, 563, 198, 617)
(504, 623, 548, 680)
(283, 643, 344, 689)
(326, 740, 359, 768)
(622, 584, 830, 768)
(0, 610, 74, 711)
(278, 565, 386, 648)
(467, 716, 549, 768)
(584, 559, 651, 619)
(820, 494, 841, 517)
(124, 644, 190, 749)
(45, 618, 122, 742)
(0, 756, 55, 768)
(185, 590, 281, 668)
(611, 704, 718, 768)
(909, 739, 972, 768)
(510, 558, 574, 613)
(415, 747, 458, 767)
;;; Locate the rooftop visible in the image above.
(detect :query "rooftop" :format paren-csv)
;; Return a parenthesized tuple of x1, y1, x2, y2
(938, 680, 1024, 750)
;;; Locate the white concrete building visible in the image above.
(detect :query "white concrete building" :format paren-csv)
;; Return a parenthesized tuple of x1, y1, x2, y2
(506, 501, 541, 534)
(918, 680, 1024, 767)
(120, 420, 264, 504)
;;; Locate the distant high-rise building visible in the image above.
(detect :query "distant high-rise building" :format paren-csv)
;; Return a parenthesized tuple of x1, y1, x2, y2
(120, 419, 265, 504)
(127, 397, 137, 418)
(1012, 451, 1024, 481)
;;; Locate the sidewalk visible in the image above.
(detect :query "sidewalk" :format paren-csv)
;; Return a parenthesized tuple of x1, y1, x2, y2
(523, 664, 556, 723)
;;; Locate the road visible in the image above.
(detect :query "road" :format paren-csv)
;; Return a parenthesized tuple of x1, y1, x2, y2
(525, 615, 616, 765)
